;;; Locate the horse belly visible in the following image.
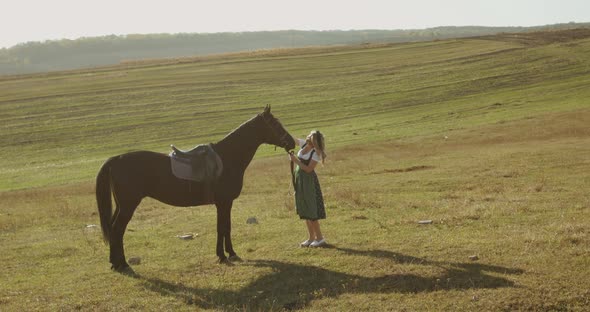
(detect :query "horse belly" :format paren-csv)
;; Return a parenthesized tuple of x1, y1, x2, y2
(146, 173, 213, 207)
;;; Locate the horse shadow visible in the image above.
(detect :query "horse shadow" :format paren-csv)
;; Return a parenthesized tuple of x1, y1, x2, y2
(138, 247, 524, 310)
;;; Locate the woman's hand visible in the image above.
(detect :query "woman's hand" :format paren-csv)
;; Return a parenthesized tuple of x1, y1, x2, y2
(288, 151, 299, 163)
(289, 151, 317, 173)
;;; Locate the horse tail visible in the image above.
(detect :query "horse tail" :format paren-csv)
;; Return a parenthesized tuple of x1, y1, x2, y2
(96, 157, 115, 244)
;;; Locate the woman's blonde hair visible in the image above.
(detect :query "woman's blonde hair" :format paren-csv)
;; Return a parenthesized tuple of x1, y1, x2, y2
(311, 130, 327, 164)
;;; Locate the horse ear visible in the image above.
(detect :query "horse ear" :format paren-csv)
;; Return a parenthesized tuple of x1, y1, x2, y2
(264, 105, 271, 114)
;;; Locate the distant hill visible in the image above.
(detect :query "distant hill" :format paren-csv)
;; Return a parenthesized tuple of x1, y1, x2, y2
(1, 23, 588, 76)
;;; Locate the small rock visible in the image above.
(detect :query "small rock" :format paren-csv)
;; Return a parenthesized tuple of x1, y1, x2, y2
(469, 255, 479, 261)
(418, 220, 433, 224)
(176, 233, 196, 240)
(246, 217, 258, 224)
(85, 224, 98, 228)
(128, 257, 141, 265)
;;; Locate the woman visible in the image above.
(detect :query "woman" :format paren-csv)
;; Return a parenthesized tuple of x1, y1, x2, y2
(289, 130, 327, 247)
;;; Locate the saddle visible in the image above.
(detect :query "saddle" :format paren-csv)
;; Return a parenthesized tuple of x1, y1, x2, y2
(169, 144, 223, 183)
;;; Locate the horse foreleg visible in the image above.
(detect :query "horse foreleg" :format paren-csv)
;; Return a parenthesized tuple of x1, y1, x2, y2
(223, 206, 241, 262)
(215, 200, 238, 263)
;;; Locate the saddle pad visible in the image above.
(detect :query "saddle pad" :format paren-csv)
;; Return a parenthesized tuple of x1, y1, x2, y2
(170, 156, 198, 181)
(169, 145, 223, 182)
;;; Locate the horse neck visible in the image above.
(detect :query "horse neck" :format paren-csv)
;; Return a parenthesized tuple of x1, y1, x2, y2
(214, 119, 264, 172)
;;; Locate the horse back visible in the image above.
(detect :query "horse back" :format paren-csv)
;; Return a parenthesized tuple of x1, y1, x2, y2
(110, 151, 214, 207)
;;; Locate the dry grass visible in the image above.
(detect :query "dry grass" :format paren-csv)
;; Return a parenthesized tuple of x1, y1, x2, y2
(2, 30, 590, 310)
(3, 109, 589, 311)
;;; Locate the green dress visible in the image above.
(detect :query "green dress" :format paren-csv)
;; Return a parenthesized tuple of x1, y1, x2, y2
(294, 149, 326, 220)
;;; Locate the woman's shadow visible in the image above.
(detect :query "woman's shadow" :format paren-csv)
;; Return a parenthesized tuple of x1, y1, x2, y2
(138, 247, 524, 310)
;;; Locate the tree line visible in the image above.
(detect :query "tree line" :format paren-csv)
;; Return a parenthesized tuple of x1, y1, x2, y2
(1, 23, 588, 76)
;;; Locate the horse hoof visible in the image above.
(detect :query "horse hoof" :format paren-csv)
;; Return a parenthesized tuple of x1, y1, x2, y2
(228, 255, 243, 262)
(117, 266, 138, 277)
(218, 258, 234, 266)
(111, 263, 134, 274)
(123, 267, 139, 277)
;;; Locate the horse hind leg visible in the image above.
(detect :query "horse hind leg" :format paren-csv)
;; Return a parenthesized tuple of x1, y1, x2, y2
(110, 196, 141, 272)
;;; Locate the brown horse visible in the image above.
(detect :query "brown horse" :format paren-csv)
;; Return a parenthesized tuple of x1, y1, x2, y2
(96, 106, 295, 271)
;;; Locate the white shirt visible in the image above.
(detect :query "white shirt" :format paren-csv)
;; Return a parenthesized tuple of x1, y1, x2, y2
(297, 139, 322, 163)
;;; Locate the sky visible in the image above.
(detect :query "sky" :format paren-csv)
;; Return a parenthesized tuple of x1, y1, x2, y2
(2, 0, 589, 49)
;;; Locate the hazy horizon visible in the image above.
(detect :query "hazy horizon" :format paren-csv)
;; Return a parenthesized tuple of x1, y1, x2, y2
(2, 0, 589, 49)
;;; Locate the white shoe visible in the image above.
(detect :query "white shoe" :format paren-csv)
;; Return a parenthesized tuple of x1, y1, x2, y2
(310, 238, 326, 247)
(300, 239, 313, 247)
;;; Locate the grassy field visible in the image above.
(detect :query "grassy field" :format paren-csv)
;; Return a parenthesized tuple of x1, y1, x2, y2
(1, 29, 589, 311)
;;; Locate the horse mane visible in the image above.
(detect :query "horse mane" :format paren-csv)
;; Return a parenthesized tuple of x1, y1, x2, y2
(216, 113, 263, 144)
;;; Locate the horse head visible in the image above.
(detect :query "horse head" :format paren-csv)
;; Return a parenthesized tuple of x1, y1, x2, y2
(259, 105, 295, 152)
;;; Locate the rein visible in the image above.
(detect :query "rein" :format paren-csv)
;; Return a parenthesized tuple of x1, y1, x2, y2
(289, 152, 296, 192)
(260, 113, 297, 192)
